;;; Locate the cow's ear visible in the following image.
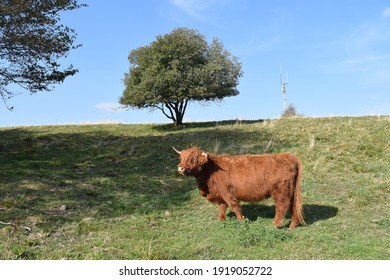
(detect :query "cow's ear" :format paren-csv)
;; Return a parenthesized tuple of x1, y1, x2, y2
(207, 153, 217, 162)
(199, 152, 209, 165)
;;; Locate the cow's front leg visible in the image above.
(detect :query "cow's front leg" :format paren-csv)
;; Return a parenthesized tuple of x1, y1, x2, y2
(221, 193, 244, 220)
(218, 203, 228, 221)
(199, 189, 207, 197)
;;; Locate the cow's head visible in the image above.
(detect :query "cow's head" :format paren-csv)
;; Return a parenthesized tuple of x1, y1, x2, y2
(173, 147, 208, 177)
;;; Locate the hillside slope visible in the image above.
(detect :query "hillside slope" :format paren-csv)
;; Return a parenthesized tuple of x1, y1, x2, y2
(0, 116, 389, 259)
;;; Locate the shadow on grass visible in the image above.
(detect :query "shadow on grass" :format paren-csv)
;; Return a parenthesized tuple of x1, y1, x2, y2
(152, 119, 265, 131)
(235, 204, 338, 226)
(302, 204, 339, 225)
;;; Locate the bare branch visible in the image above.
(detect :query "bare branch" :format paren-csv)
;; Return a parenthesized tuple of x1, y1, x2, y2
(163, 102, 176, 122)
(151, 103, 175, 121)
(0, 221, 31, 231)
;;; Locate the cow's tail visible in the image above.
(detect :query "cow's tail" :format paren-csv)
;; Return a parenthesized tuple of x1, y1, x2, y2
(292, 158, 306, 227)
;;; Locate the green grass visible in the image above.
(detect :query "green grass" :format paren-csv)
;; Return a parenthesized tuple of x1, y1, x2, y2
(0, 116, 389, 259)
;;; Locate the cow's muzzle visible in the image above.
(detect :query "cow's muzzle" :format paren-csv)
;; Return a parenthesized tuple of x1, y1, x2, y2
(178, 166, 191, 175)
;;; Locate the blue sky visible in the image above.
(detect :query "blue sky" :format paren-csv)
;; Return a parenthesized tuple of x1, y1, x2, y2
(1, 0, 390, 127)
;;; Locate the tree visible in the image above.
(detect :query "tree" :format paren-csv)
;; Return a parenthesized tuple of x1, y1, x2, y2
(0, 0, 86, 110)
(120, 28, 243, 125)
(281, 104, 304, 118)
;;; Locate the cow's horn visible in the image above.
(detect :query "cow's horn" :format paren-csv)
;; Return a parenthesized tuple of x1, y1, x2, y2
(172, 147, 182, 155)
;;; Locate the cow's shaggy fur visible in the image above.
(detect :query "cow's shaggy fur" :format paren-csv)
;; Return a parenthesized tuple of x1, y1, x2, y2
(175, 147, 305, 229)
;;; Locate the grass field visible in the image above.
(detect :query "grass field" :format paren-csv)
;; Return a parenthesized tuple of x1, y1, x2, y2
(0, 116, 389, 260)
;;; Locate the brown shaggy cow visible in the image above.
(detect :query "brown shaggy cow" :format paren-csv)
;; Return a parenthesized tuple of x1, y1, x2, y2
(174, 147, 305, 229)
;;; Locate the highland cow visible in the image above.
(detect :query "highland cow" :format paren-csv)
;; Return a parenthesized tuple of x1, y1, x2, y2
(174, 147, 305, 229)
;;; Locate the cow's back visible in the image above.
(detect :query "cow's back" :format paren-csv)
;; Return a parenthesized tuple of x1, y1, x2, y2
(211, 153, 301, 202)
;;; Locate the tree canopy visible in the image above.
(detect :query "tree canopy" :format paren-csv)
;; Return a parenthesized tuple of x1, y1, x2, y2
(120, 28, 243, 125)
(0, 0, 85, 110)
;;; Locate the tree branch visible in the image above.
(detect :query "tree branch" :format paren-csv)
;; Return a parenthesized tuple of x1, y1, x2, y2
(151, 103, 175, 122)
(0, 1, 85, 106)
(163, 102, 176, 122)
(0, 221, 31, 231)
(182, 99, 189, 115)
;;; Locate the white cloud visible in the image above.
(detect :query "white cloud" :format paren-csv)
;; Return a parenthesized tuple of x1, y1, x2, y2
(95, 102, 122, 112)
(170, 0, 208, 19)
(169, 0, 228, 19)
(233, 37, 280, 56)
(383, 7, 390, 17)
(345, 22, 390, 55)
(337, 11, 390, 83)
(345, 54, 390, 65)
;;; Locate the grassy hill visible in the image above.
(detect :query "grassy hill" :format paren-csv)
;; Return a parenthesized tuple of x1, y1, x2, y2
(0, 116, 389, 259)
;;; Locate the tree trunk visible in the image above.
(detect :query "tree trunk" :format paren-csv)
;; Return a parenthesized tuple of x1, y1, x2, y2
(160, 99, 188, 125)
(174, 111, 184, 126)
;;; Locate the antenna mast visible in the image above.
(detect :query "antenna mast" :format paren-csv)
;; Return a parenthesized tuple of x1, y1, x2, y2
(280, 63, 288, 112)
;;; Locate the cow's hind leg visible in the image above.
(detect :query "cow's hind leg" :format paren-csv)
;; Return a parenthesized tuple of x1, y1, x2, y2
(232, 205, 244, 221)
(273, 203, 288, 228)
(218, 203, 228, 221)
(272, 188, 290, 228)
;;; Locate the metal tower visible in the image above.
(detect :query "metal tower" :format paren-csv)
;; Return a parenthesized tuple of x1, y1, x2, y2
(280, 63, 288, 112)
